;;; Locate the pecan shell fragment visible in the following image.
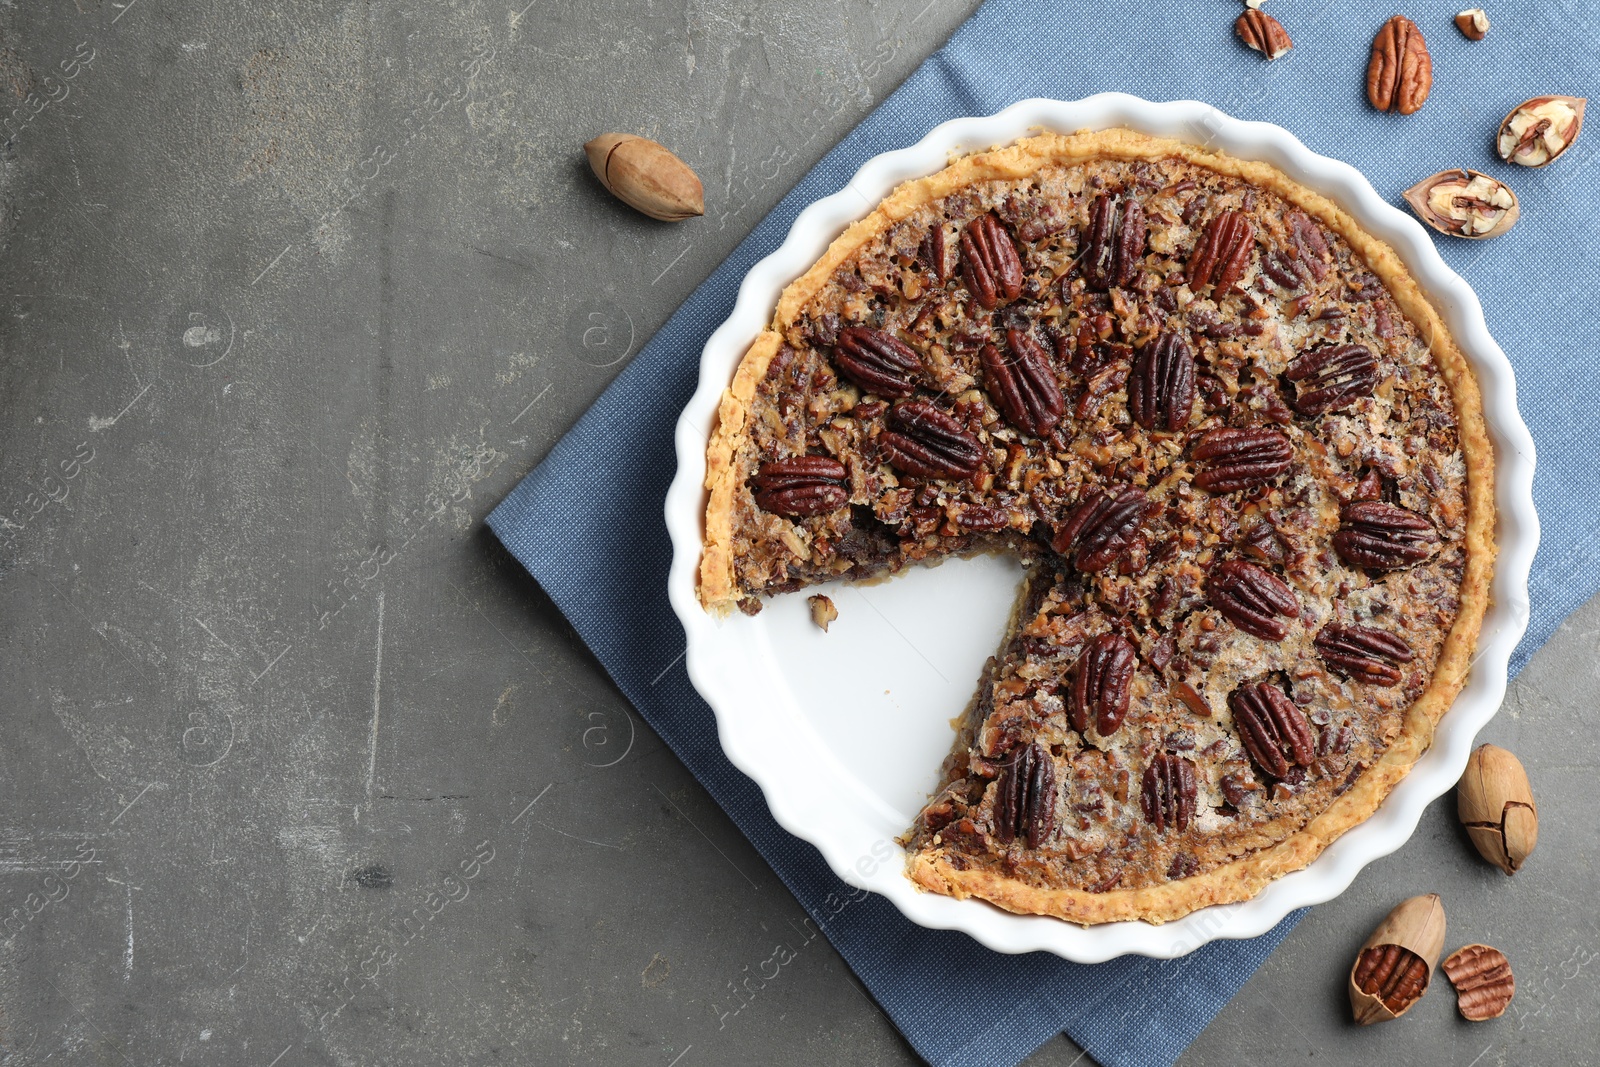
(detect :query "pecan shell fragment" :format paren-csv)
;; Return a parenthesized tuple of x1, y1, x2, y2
(879, 399, 985, 480)
(995, 741, 1056, 848)
(1070, 633, 1137, 736)
(1083, 193, 1148, 290)
(1315, 623, 1414, 686)
(1052, 486, 1148, 572)
(1333, 501, 1438, 571)
(1140, 752, 1197, 834)
(1350, 894, 1447, 1025)
(1129, 331, 1196, 433)
(1193, 427, 1293, 493)
(1187, 210, 1254, 295)
(1229, 681, 1314, 778)
(982, 328, 1065, 437)
(960, 213, 1023, 310)
(752, 456, 848, 517)
(1208, 559, 1299, 641)
(1367, 15, 1432, 115)
(1284, 343, 1379, 416)
(833, 326, 923, 398)
(1442, 944, 1515, 1021)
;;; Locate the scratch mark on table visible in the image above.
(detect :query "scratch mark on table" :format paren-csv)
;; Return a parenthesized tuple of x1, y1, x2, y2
(108, 782, 156, 825)
(41, 975, 134, 1066)
(510, 383, 553, 425)
(122, 881, 134, 981)
(194, 617, 236, 653)
(1464, 1044, 1494, 1067)
(365, 591, 386, 798)
(88, 382, 152, 432)
(666, 1046, 692, 1067)
(651, 783, 759, 890)
(509, 0, 540, 30)
(511, 782, 552, 824)
(534, 819, 621, 850)
(251, 244, 292, 286)
(250, 644, 293, 685)
(651, 244, 693, 285)
(110, 0, 142, 23)
(266, 1045, 292, 1067)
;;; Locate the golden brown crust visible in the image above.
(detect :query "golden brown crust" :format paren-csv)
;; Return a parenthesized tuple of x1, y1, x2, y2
(699, 129, 1494, 922)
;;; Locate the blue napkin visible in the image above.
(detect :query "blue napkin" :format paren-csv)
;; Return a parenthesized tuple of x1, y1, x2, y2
(491, 1, 1594, 1062)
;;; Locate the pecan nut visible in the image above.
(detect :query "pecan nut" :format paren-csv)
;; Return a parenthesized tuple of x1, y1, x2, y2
(1284, 342, 1379, 416)
(1455, 8, 1489, 41)
(1333, 501, 1438, 570)
(959, 213, 1023, 310)
(1140, 752, 1197, 834)
(1083, 193, 1148, 290)
(1187, 210, 1255, 295)
(1229, 681, 1315, 778)
(1070, 633, 1137, 736)
(833, 326, 923, 398)
(1235, 9, 1293, 60)
(752, 456, 848, 517)
(1315, 623, 1414, 686)
(981, 328, 1065, 437)
(1350, 894, 1447, 1025)
(1367, 15, 1432, 115)
(1402, 169, 1520, 240)
(995, 741, 1056, 848)
(1497, 95, 1586, 168)
(1129, 330, 1196, 433)
(1052, 485, 1148, 572)
(918, 223, 951, 283)
(1354, 944, 1432, 1019)
(1193, 427, 1293, 493)
(1442, 944, 1515, 1021)
(879, 399, 985, 480)
(1208, 559, 1300, 641)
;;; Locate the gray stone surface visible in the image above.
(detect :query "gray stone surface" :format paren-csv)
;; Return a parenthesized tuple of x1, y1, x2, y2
(0, 1, 1593, 1065)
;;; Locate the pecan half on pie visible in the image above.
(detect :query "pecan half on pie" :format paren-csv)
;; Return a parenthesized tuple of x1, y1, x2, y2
(699, 130, 1494, 925)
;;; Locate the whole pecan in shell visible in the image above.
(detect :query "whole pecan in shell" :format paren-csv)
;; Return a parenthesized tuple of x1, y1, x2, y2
(1193, 427, 1294, 493)
(1229, 681, 1315, 778)
(1208, 559, 1300, 642)
(1285, 343, 1379, 416)
(1070, 633, 1137, 736)
(1129, 331, 1196, 433)
(995, 741, 1056, 848)
(833, 326, 923, 398)
(1333, 501, 1439, 570)
(1368, 15, 1432, 115)
(752, 456, 848, 517)
(982, 328, 1065, 437)
(1141, 752, 1197, 834)
(1235, 9, 1293, 60)
(1083, 194, 1148, 290)
(1052, 486, 1148, 572)
(959, 213, 1024, 310)
(1315, 623, 1415, 686)
(1187, 210, 1255, 295)
(879, 399, 985, 480)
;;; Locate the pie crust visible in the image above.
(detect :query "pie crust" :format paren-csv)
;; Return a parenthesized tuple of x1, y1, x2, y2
(698, 129, 1493, 924)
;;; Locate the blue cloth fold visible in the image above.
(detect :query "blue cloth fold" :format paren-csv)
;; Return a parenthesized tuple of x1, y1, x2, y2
(491, 1, 1595, 1063)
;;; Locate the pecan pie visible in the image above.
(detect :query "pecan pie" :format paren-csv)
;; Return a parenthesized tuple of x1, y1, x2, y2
(699, 130, 1493, 924)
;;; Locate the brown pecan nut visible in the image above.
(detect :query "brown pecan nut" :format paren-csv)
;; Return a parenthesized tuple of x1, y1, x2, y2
(1187, 210, 1254, 295)
(918, 223, 951, 283)
(752, 456, 848, 517)
(1354, 944, 1432, 1017)
(1129, 330, 1196, 433)
(981, 328, 1065, 438)
(1052, 486, 1148, 572)
(1229, 681, 1315, 778)
(1083, 193, 1148, 290)
(1367, 15, 1432, 115)
(1442, 944, 1515, 1021)
(1333, 501, 1438, 570)
(879, 399, 985, 480)
(995, 741, 1056, 848)
(833, 326, 923, 398)
(959, 213, 1023, 310)
(1315, 623, 1415, 686)
(1070, 633, 1137, 736)
(1235, 9, 1293, 60)
(1193, 427, 1293, 493)
(1140, 752, 1197, 833)
(1284, 343, 1379, 416)
(1208, 559, 1300, 641)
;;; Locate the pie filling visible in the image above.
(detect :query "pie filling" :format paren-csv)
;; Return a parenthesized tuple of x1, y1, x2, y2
(701, 135, 1483, 923)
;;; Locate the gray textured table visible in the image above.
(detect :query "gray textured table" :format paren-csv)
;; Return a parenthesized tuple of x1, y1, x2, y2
(2, 2, 1594, 1064)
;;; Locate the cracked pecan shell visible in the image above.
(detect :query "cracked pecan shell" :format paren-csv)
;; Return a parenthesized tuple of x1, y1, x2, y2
(1141, 752, 1197, 834)
(1285, 343, 1379, 416)
(1070, 632, 1137, 736)
(1083, 193, 1148, 290)
(1334, 501, 1439, 570)
(1354, 944, 1431, 1017)
(982, 327, 1066, 438)
(1230, 681, 1315, 778)
(1052, 485, 1148, 572)
(1208, 559, 1300, 641)
(879, 399, 984, 480)
(995, 741, 1055, 848)
(1442, 944, 1515, 1021)
(960, 213, 1023, 310)
(752, 456, 848, 517)
(1315, 623, 1414, 686)
(1193, 427, 1293, 493)
(1129, 330, 1196, 433)
(833, 326, 923, 398)
(1187, 210, 1254, 295)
